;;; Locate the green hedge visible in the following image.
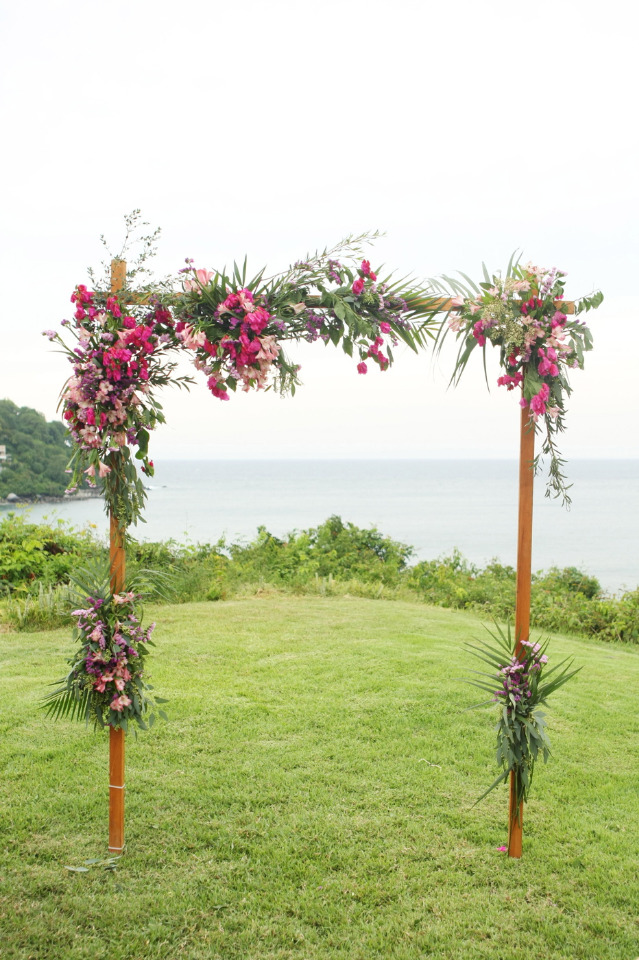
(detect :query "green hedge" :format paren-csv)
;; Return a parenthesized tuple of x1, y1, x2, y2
(0, 513, 636, 642)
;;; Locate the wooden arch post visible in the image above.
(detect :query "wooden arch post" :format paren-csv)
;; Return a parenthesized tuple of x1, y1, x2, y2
(108, 258, 127, 854)
(421, 296, 575, 858)
(508, 405, 535, 858)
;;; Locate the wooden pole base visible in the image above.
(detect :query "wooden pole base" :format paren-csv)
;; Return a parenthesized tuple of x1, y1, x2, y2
(507, 772, 523, 858)
(108, 726, 125, 853)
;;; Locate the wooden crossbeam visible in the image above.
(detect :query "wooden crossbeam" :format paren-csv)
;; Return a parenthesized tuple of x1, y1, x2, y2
(101, 264, 576, 315)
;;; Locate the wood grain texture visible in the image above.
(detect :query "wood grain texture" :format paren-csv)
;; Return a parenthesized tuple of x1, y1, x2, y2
(108, 727, 125, 852)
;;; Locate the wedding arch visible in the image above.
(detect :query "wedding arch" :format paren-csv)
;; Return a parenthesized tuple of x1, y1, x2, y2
(43, 233, 602, 859)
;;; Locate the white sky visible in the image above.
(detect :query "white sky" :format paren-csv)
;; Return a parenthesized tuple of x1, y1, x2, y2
(1, 0, 637, 462)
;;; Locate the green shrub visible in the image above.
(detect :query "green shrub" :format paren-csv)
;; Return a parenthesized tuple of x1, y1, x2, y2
(228, 516, 413, 589)
(1, 513, 636, 643)
(2, 582, 72, 630)
(0, 513, 103, 592)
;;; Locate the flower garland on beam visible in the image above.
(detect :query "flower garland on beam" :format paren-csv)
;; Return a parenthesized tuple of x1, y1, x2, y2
(172, 247, 426, 402)
(48, 235, 437, 532)
(433, 258, 603, 504)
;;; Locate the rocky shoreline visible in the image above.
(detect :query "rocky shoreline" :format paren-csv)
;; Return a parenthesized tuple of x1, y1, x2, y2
(0, 490, 104, 506)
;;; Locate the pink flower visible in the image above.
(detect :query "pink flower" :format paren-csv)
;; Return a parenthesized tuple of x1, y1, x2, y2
(246, 306, 271, 335)
(238, 289, 255, 312)
(357, 361, 368, 375)
(113, 591, 135, 604)
(360, 260, 377, 280)
(184, 268, 214, 293)
(530, 393, 547, 417)
(451, 296, 464, 307)
(379, 321, 391, 334)
(222, 292, 240, 311)
(207, 375, 230, 400)
(352, 278, 365, 296)
(110, 694, 132, 712)
(472, 320, 486, 346)
(106, 296, 122, 318)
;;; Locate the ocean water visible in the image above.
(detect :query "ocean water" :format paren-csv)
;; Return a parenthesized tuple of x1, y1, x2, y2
(2, 460, 637, 594)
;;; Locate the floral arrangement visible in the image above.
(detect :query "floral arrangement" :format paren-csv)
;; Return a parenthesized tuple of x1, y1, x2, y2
(46, 230, 436, 528)
(172, 238, 434, 401)
(434, 258, 603, 503)
(42, 565, 166, 732)
(46, 285, 190, 529)
(465, 623, 580, 820)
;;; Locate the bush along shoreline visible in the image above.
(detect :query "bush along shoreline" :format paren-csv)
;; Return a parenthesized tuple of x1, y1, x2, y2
(0, 513, 637, 642)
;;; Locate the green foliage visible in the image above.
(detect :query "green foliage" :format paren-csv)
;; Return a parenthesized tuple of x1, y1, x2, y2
(0, 513, 636, 644)
(227, 515, 413, 589)
(406, 550, 516, 618)
(0, 513, 103, 593)
(0, 399, 71, 497)
(3, 581, 72, 630)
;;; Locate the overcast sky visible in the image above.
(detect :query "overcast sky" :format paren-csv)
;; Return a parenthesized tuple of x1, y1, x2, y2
(1, 0, 636, 462)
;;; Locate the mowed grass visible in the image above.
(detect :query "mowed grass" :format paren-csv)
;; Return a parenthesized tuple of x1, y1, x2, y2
(0, 597, 637, 960)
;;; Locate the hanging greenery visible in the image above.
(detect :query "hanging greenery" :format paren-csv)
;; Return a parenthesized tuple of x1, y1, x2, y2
(432, 256, 603, 504)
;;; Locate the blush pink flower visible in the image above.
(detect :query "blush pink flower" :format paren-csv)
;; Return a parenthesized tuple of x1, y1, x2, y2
(110, 694, 132, 712)
(184, 268, 214, 293)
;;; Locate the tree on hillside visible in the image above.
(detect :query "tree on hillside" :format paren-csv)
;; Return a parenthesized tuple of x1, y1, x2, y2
(0, 399, 71, 497)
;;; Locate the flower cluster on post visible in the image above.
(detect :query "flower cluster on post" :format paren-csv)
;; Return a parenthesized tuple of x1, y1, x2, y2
(42, 583, 166, 732)
(48, 282, 190, 528)
(441, 261, 602, 503)
(465, 624, 580, 818)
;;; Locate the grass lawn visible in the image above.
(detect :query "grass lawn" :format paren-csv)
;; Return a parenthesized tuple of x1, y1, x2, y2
(0, 596, 637, 959)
